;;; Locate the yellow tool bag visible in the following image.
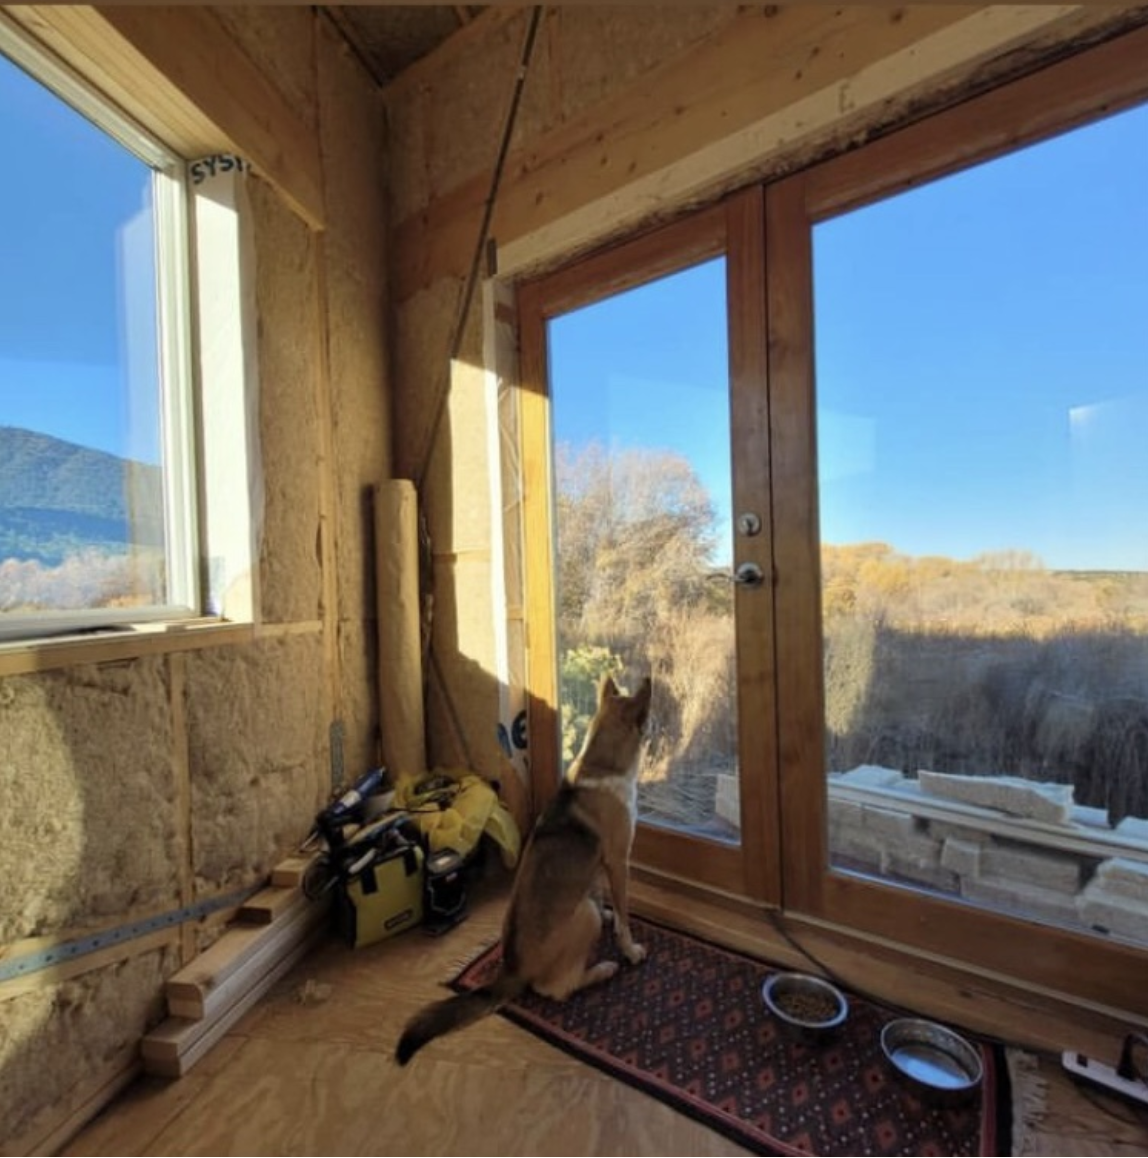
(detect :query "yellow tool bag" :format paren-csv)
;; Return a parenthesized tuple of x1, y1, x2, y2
(332, 820, 425, 948)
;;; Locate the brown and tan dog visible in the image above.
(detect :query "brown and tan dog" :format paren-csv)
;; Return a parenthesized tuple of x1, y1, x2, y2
(394, 673, 652, 1065)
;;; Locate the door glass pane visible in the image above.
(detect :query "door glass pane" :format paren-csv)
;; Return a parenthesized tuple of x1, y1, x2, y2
(814, 101, 1148, 946)
(548, 256, 739, 841)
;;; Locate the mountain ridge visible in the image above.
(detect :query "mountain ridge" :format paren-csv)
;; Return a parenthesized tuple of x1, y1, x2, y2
(0, 426, 163, 565)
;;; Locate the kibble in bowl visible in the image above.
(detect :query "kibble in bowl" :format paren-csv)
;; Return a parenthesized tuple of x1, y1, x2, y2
(762, 971, 849, 1040)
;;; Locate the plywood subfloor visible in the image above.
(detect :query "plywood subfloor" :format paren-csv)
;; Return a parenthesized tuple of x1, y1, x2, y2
(61, 876, 1148, 1156)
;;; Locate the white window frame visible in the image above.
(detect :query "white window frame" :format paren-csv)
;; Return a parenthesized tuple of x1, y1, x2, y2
(0, 16, 199, 643)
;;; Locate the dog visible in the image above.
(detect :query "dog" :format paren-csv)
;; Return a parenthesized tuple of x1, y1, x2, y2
(394, 673, 652, 1065)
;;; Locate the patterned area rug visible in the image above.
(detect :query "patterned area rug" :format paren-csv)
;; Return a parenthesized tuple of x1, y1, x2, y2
(452, 915, 1011, 1156)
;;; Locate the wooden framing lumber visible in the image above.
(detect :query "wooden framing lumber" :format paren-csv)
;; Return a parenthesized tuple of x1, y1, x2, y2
(270, 854, 318, 889)
(169, 652, 197, 965)
(0, 927, 178, 1003)
(142, 922, 324, 1078)
(0, 619, 253, 679)
(390, 5, 973, 300)
(237, 886, 305, 925)
(166, 899, 321, 1021)
(165, 892, 312, 1004)
(391, 5, 1140, 302)
(311, 230, 343, 791)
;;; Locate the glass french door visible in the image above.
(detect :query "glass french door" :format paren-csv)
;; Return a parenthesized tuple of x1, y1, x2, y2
(518, 192, 779, 901)
(515, 30, 1148, 1017)
(767, 36, 1148, 1014)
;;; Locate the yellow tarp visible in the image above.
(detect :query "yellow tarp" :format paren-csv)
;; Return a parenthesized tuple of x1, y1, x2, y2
(392, 769, 521, 868)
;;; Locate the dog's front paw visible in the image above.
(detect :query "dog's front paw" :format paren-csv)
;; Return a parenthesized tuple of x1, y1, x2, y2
(622, 940, 647, 965)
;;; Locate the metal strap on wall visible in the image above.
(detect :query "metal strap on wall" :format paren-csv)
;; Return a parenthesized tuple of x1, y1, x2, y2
(0, 884, 260, 984)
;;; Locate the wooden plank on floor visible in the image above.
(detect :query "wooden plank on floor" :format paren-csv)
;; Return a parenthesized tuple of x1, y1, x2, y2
(238, 886, 303, 925)
(167, 900, 323, 1021)
(270, 855, 317, 889)
(165, 891, 311, 1003)
(142, 924, 326, 1078)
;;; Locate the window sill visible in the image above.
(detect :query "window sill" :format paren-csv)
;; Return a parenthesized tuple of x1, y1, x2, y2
(0, 617, 255, 677)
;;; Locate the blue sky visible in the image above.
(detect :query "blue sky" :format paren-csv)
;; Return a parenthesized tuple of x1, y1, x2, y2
(549, 257, 734, 562)
(0, 49, 160, 464)
(3, 41, 1146, 570)
(550, 100, 1148, 573)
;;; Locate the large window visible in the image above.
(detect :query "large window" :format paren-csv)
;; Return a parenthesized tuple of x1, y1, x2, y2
(769, 34, 1148, 1013)
(0, 24, 196, 642)
(813, 100, 1148, 942)
(548, 255, 736, 836)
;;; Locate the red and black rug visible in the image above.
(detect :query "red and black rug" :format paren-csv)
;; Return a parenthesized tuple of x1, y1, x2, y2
(451, 915, 1011, 1156)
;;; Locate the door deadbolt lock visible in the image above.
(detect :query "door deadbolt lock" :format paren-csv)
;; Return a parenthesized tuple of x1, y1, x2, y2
(737, 512, 762, 537)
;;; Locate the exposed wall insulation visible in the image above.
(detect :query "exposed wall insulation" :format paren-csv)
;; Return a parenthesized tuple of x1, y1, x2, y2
(250, 178, 324, 626)
(423, 331, 506, 779)
(420, 15, 523, 210)
(185, 636, 327, 890)
(545, 4, 732, 122)
(374, 480, 427, 780)
(0, 7, 393, 1149)
(0, 660, 177, 944)
(1, 950, 172, 1149)
(210, 5, 318, 130)
(394, 280, 459, 482)
(316, 16, 393, 778)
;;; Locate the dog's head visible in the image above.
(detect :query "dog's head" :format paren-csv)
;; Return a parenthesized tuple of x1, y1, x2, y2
(576, 674, 652, 776)
(598, 674, 652, 731)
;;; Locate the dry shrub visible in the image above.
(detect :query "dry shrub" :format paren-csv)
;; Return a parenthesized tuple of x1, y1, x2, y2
(637, 608, 735, 826)
(825, 618, 1148, 822)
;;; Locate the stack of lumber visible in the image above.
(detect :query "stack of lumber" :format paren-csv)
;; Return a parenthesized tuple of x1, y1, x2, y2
(141, 860, 329, 1078)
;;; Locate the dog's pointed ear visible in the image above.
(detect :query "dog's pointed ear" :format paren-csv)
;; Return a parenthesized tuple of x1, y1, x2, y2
(599, 674, 619, 702)
(632, 677, 652, 729)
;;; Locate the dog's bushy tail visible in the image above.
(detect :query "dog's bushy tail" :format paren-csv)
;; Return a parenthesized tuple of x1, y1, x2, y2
(394, 970, 527, 1065)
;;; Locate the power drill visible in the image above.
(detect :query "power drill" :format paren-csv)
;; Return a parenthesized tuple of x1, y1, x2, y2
(304, 766, 387, 851)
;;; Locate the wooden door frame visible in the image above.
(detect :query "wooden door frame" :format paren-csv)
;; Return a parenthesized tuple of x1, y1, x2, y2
(517, 192, 780, 902)
(768, 26, 1148, 1016)
(515, 22, 1148, 1018)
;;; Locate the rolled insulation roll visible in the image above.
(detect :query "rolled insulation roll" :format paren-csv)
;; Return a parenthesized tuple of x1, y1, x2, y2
(374, 480, 427, 780)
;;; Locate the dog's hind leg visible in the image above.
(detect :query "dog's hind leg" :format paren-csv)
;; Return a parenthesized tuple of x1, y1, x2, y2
(533, 898, 619, 1000)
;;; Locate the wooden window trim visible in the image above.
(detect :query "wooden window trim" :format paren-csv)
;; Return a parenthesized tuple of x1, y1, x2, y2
(0, 620, 255, 678)
(518, 203, 728, 809)
(518, 204, 759, 896)
(2, 7, 324, 229)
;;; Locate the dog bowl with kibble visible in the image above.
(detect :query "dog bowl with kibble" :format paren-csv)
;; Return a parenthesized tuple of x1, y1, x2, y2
(761, 971, 849, 1040)
(880, 1017, 984, 1105)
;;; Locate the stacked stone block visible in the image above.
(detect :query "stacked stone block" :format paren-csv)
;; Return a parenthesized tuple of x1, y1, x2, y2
(714, 766, 1148, 945)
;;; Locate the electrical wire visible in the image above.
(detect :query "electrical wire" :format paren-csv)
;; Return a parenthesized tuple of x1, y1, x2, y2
(406, 5, 545, 780)
(413, 5, 544, 492)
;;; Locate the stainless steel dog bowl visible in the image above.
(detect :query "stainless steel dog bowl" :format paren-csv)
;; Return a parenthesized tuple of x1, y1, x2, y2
(762, 971, 849, 1039)
(881, 1017, 984, 1103)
